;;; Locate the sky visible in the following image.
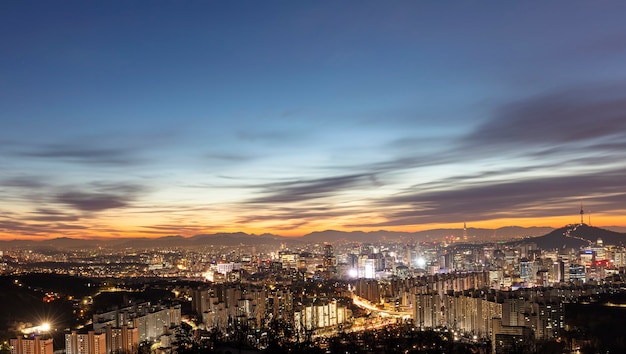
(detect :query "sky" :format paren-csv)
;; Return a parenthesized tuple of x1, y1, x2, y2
(2, 1, 626, 239)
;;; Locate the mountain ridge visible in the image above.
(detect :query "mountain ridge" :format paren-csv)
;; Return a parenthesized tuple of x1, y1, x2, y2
(3, 224, 617, 250)
(0, 226, 554, 249)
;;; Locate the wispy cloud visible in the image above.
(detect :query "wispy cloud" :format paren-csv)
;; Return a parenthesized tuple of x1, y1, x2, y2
(465, 83, 626, 149)
(0, 218, 87, 237)
(53, 184, 145, 212)
(4, 130, 177, 167)
(30, 208, 80, 222)
(17, 143, 145, 166)
(247, 173, 377, 204)
(0, 176, 48, 189)
(327, 82, 626, 228)
(238, 204, 359, 224)
(205, 153, 258, 162)
(356, 168, 626, 227)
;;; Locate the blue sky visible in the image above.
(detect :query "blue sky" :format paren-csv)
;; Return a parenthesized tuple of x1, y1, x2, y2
(2, 1, 626, 238)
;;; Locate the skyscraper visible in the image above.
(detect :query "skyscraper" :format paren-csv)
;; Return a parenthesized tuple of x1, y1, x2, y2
(463, 223, 468, 242)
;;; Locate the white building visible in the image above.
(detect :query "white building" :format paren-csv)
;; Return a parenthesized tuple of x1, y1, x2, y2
(294, 299, 349, 335)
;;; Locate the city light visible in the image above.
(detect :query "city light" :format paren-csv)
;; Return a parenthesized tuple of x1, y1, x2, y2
(21, 323, 52, 335)
(348, 268, 358, 278)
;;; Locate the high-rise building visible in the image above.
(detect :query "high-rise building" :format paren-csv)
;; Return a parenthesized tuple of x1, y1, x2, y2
(294, 298, 349, 336)
(323, 244, 335, 267)
(519, 258, 535, 284)
(10, 336, 53, 354)
(569, 264, 586, 282)
(65, 331, 106, 354)
(105, 325, 138, 354)
(323, 244, 337, 279)
(551, 261, 565, 283)
(414, 292, 440, 328)
(93, 303, 181, 343)
(463, 222, 468, 242)
(491, 318, 535, 354)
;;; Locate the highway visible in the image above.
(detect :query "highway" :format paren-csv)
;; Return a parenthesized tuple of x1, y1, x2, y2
(351, 294, 412, 319)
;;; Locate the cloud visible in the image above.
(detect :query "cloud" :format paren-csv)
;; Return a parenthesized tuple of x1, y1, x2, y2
(0, 218, 87, 237)
(0, 220, 49, 236)
(247, 173, 377, 204)
(29, 208, 80, 222)
(139, 223, 219, 236)
(4, 130, 176, 167)
(228, 82, 626, 231)
(465, 83, 626, 148)
(205, 153, 257, 162)
(51, 223, 88, 230)
(54, 192, 129, 211)
(238, 204, 356, 224)
(358, 168, 626, 227)
(53, 184, 145, 212)
(266, 221, 310, 231)
(235, 128, 311, 147)
(0, 176, 48, 189)
(18, 143, 144, 166)
(344, 82, 626, 179)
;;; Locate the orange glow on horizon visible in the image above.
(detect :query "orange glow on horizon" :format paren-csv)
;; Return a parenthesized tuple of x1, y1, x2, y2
(0, 213, 624, 241)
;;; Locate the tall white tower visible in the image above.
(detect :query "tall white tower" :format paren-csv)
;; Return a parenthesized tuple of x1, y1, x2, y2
(463, 222, 468, 241)
(580, 202, 584, 225)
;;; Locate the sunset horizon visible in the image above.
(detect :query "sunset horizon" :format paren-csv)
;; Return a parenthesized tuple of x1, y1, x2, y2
(1, 213, 623, 241)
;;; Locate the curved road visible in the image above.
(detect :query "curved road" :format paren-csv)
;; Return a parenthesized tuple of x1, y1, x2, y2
(563, 224, 592, 247)
(351, 294, 412, 319)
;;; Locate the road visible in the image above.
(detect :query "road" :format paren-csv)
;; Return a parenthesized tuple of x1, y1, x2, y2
(351, 294, 412, 319)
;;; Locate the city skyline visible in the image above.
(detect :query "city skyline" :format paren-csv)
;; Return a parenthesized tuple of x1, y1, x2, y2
(2, 1, 626, 240)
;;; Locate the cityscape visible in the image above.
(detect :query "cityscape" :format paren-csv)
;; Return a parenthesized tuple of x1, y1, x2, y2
(3, 217, 626, 353)
(3, 1, 626, 354)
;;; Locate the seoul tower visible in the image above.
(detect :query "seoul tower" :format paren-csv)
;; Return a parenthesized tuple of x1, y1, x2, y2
(580, 202, 584, 225)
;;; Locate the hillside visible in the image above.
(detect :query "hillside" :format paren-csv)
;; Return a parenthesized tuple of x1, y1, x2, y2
(514, 224, 626, 249)
(0, 226, 553, 249)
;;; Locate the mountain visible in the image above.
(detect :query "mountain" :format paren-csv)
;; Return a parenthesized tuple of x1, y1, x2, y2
(0, 226, 554, 249)
(0, 233, 291, 249)
(189, 232, 293, 246)
(605, 226, 626, 233)
(112, 233, 296, 248)
(119, 235, 187, 248)
(300, 227, 553, 244)
(512, 224, 626, 249)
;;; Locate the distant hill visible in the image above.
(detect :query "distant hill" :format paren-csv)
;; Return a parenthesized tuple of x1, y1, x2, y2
(301, 227, 553, 244)
(512, 224, 626, 249)
(0, 232, 297, 250)
(0, 226, 553, 249)
(605, 226, 626, 233)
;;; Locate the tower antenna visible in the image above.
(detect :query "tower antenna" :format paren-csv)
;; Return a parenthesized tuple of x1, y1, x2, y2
(580, 201, 584, 225)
